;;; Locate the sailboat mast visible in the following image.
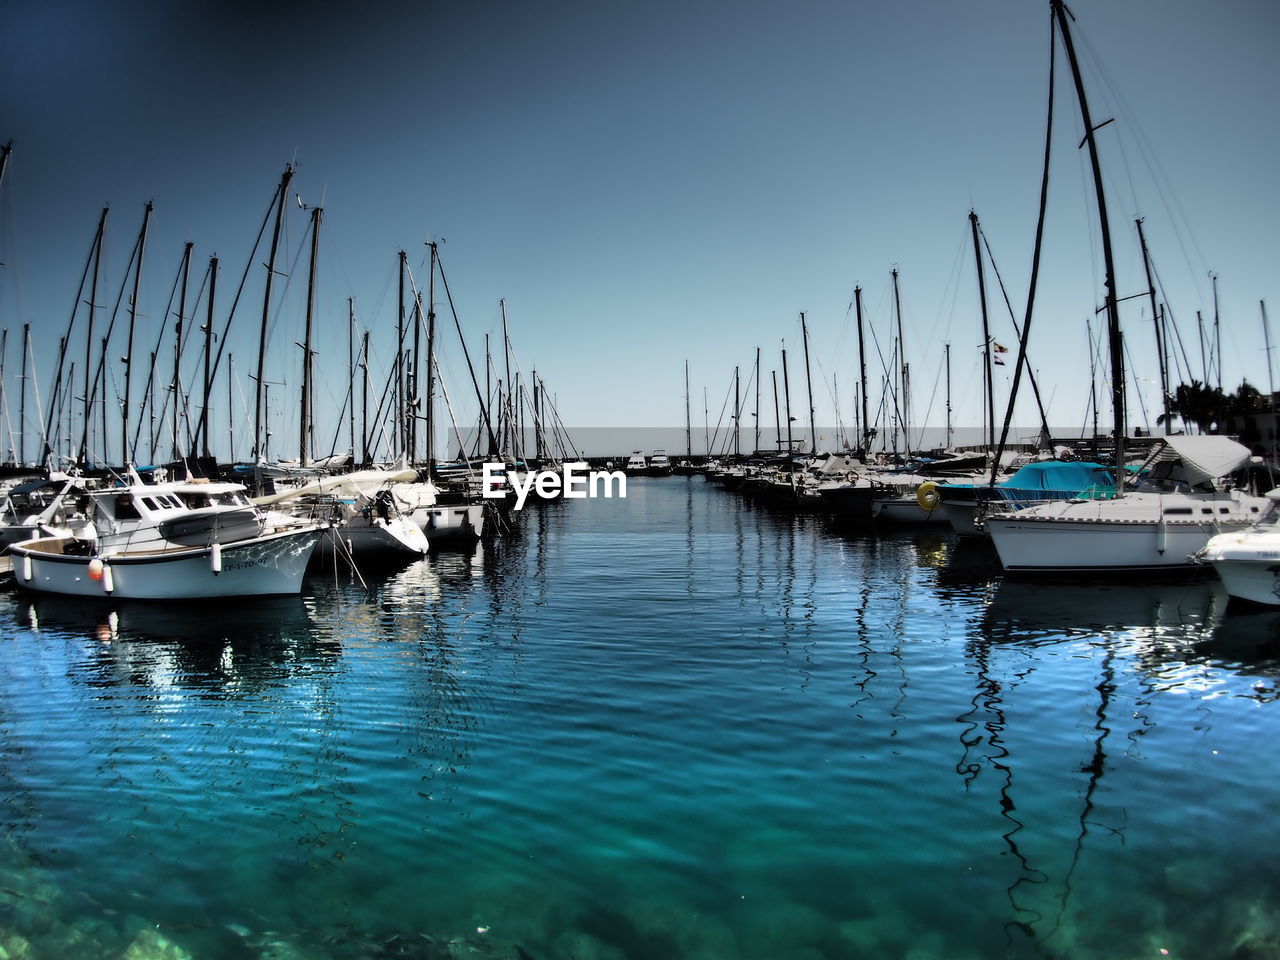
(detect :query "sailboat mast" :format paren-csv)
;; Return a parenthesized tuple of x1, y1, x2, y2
(1135, 218, 1169, 433)
(891, 267, 909, 457)
(945, 342, 953, 449)
(685, 360, 692, 459)
(969, 211, 995, 451)
(772, 370, 780, 453)
(754, 347, 761, 454)
(172, 241, 192, 462)
(253, 165, 293, 462)
(733, 365, 740, 458)
(361, 331, 371, 465)
(1053, 0, 1124, 488)
(425, 241, 438, 481)
(300, 206, 321, 467)
(79, 206, 108, 468)
(801, 312, 816, 455)
(396, 250, 406, 457)
(855, 285, 869, 453)
(202, 256, 217, 458)
(782, 348, 793, 460)
(122, 201, 153, 465)
(347, 298, 356, 458)
(1212, 273, 1222, 392)
(18, 327, 28, 471)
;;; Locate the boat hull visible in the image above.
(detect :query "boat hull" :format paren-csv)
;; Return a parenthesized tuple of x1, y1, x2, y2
(986, 516, 1251, 572)
(10, 526, 324, 600)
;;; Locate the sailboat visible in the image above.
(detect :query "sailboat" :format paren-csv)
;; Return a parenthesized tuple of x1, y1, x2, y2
(982, 2, 1269, 572)
(1197, 489, 1280, 605)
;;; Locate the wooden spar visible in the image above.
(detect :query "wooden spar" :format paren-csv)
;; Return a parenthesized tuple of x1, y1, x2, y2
(252, 165, 293, 462)
(1052, 0, 1125, 491)
(1135, 218, 1169, 433)
(202, 256, 217, 458)
(299, 206, 321, 467)
(855, 285, 870, 453)
(801, 312, 816, 455)
(969, 211, 995, 452)
(425, 241, 438, 480)
(121, 201, 153, 465)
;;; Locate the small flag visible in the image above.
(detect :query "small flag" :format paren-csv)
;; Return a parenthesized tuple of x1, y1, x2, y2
(994, 356, 1006, 366)
(993, 341, 1009, 353)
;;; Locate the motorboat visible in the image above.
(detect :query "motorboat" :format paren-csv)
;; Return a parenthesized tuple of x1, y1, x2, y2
(1197, 489, 1280, 605)
(9, 476, 325, 599)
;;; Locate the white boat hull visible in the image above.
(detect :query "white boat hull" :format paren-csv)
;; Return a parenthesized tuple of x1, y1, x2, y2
(1199, 528, 1280, 605)
(418, 503, 484, 545)
(315, 515, 428, 558)
(10, 526, 324, 600)
(870, 496, 945, 525)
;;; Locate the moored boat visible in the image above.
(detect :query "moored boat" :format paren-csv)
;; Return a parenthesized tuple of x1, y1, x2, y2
(9, 477, 325, 599)
(1197, 489, 1280, 606)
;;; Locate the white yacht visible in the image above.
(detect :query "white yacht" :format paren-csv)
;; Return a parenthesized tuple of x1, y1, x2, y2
(984, 436, 1268, 573)
(625, 451, 648, 473)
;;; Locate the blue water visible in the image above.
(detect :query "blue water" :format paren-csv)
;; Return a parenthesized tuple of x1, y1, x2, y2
(2, 477, 1279, 960)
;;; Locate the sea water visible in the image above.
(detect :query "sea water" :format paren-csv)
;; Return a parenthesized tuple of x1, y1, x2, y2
(1, 477, 1277, 959)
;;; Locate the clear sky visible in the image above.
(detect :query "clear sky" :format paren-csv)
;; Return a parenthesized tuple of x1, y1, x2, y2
(2, 0, 1278, 463)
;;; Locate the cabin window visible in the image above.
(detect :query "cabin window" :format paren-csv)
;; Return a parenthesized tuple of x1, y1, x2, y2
(1219, 507, 1231, 514)
(1201, 508, 1213, 515)
(179, 493, 213, 508)
(116, 496, 142, 520)
(1162, 508, 1193, 516)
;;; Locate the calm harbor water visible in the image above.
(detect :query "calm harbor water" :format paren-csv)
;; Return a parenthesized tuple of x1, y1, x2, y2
(2, 477, 1279, 960)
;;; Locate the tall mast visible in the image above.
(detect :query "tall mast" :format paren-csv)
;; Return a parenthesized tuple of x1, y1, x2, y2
(425, 241, 438, 481)
(299, 205, 321, 467)
(969, 211, 995, 451)
(891, 267, 909, 457)
(1135, 218, 1169, 433)
(1262, 300, 1275, 399)
(202, 256, 217, 458)
(801, 312, 816, 455)
(18, 325, 27, 468)
(945, 342, 953, 449)
(1053, 0, 1125, 488)
(347, 298, 356, 458)
(501, 299, 512, 454)
(252, 164, 293, 462)
(1212, 273, 1222, 392)
(172, 241, 192, 461)
(685, 360, 692, 459)
(733, 365, 740, 458)
(122, 201, 153, 465)
(78, 206, 108, 468)
(772, 370, 780, 452)
(855, 285, 869, 453)
(361, 330, 371, 464)
(396, 250, 406, 456)
(754, 347, 761, 454)
(782, 347, 793, 460)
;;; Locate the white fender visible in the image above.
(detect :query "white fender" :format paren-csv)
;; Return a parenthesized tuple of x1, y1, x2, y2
(211, 542, 223, 574)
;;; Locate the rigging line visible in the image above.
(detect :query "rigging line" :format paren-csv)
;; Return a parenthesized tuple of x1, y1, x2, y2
(990, 5, 1055, 487)
(130, 247, 191, 458)
(1122, 336, 1151, 434)
(977, 223, 1052, 437)
(433, 353, 475, 481)
(190, 174, 283, 451)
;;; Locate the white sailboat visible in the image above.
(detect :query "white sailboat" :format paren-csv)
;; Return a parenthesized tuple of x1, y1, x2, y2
(984, 436, 1268, 572)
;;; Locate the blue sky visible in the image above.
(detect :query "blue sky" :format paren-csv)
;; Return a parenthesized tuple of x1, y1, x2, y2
(2, 0, 1278, 462)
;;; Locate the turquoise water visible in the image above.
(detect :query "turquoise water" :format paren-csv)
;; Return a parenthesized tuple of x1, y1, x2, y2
(2, 477, 1279, 960)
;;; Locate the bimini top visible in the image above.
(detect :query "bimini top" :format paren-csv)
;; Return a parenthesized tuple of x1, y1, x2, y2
(1152, 435, 1252, 489)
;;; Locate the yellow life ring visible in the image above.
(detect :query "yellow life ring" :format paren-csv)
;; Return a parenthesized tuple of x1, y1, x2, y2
(916, 481, 941, 512)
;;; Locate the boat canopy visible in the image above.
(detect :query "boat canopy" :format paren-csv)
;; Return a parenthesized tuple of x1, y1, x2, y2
(1154, 435, 1251, 489)
(998, 460, 1114, 492)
